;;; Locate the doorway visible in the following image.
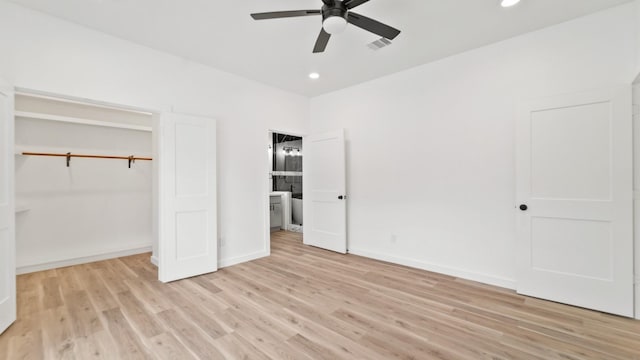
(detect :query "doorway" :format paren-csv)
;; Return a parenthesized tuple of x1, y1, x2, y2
(268, 131, 304, 250)
(13, 90, 155, 274)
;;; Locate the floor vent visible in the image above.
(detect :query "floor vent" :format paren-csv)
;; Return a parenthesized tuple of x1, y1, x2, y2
(367, 38, 392, 50)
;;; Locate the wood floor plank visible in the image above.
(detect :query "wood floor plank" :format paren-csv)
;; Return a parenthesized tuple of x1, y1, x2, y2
(73, 330, 118, 359)
(102, 308, 154, 360)
(116, 291, 164, 338)
(213, 332, 272, 360)
(73, 266, 118, 313)
(156, 309, 225, 360)
(40, 307, 75, 359)
(3, 231, 640, 359)
(148, 332, 198, 360)
(64, 290, 103, 338)
(41, 276, 64, 310)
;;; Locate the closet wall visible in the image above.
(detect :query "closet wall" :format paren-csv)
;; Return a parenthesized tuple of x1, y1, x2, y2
(15, 95, 153, 273)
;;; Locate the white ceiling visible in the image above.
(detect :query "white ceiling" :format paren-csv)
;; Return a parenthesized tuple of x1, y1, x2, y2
(9, 0, 633, 96)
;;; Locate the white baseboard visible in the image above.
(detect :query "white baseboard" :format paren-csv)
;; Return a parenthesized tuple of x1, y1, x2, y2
(146, 250, 267, 270)
(17, 245, 152, 275)
(219, 250, 269, 268)
(348, 247, 516, 290)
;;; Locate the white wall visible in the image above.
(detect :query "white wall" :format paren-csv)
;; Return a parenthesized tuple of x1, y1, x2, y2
(0, 0, 309, 268)
(310, 3, 639, 289)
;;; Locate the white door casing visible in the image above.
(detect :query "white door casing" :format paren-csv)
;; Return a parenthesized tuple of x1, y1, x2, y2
(303, 129, 347, 254)
(158, 113, 217, 283)
(0, 78, 15, 334)
(516, 86, 633, 317)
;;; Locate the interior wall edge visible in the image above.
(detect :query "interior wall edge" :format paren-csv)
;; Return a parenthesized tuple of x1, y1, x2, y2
(348, 247, 517, 290)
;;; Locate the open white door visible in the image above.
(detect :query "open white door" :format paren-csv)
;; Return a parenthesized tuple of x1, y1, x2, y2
(158, 113, 217, 283)
(0, 79, 15, 334)
(516, 87, 633, 317)
(303, 130, 347, 253)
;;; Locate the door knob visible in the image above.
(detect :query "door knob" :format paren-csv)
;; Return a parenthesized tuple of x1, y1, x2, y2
(519, 204, 528, 211)
(338, 195, 345, 200)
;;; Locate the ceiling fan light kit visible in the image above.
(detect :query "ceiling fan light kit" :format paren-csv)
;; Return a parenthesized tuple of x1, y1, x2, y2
(250, 0, 401, 53)
(501, 0, 521, 7)
(323, 17, 348, 35)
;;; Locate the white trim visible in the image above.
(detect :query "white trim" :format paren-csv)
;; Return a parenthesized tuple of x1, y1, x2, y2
(150, 255, 158, 267)
(15, 88, 157, 115)
(219, 250, 269, 268)
(17, 244, 152, 275)
(348, 247, 517, 290)
(15, 111, 152, 132)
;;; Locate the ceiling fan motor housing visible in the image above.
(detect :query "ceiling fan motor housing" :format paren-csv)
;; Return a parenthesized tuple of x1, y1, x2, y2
(250, 0, 402, 53)
(322, 1, 348, 21)
(322, 1, 348, 34)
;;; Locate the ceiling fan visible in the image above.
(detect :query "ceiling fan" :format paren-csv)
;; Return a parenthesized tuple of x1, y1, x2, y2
(250, 0, 401, 53)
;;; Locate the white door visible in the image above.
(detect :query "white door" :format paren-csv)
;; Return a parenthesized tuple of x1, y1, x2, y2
(303, 130, 347, 253)
(0, 79, 15, 334)
(516, 87, 633, 317)
(157, 113, 217, 283)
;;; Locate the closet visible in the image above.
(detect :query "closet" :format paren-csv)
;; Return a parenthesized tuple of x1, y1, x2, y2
(14, 93, 153, 274)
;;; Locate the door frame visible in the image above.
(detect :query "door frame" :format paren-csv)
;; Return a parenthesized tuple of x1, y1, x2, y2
(633, 78, 640, 320)
(13, 87, 163, 269)
(264, 129, 306, 253)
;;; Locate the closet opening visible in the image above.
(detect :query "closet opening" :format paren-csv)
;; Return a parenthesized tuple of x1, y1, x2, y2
(267, 131, 303, 251)
(14, 90, 157, 274)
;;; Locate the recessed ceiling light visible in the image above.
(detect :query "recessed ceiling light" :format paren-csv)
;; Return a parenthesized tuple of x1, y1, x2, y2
(501, 0, 521, 7)
(309, 72, 320, 80)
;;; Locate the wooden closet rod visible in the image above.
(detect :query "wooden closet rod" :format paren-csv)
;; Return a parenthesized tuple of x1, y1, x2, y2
(22, 152, 152, 168)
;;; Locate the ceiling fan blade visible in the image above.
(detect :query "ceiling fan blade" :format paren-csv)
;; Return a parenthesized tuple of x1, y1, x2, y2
(343, 0, 370, 9)
(321, 0, 336, 6)
(347, 12, 401, 40)
(251, 10, 321, 20)
(313, 28, 331, 53)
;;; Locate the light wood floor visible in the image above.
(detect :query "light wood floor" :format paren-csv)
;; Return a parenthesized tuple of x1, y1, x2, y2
(1, 231, 640, 359)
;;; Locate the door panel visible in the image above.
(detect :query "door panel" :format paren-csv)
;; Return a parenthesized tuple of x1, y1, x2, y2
(516, 87, 633, 317)
(303, 130, 347, 253)
(158, 113, 217, 283)
(0, 78, 15, 334)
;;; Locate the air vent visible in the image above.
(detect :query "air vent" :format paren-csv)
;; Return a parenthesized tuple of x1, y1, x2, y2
(367, 38, 392, 51)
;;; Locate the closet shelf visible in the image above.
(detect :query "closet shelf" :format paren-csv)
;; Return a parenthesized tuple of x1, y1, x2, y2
(15, 111, 152, 132)
(15, 206, 30, 213)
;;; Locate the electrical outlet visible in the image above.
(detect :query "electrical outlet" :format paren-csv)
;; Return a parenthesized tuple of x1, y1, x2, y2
(219, 238, 226, 247)
(390, 234, 397, 243)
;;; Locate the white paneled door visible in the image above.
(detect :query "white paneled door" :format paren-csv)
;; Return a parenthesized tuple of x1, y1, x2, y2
(303, 130, 347, 253)
(0, 78, 15, 334)
(516, 87, 633, 317)
(158, 113, 217, 283)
